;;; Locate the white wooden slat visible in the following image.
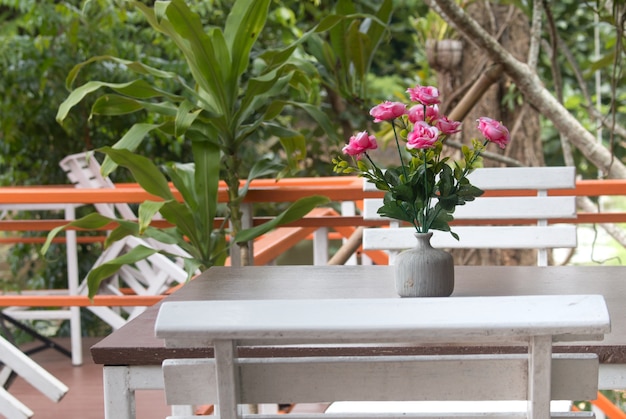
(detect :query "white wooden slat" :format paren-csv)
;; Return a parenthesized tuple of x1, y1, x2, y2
(156, 296, 609, 346)
(174, 414, 532, 419)
(265, 413, 590, 419)
(324, 401, 575, 415)
(0, 386, 32, 419)
(169, 413, 593, 419)
(467, 167, 576, 190)
(362, 196, 577, 221)
(162, 354, 598, 406)
(0, 337, 68, 402)
(362, 225, 578, 251)
(362, 167, 576, 192)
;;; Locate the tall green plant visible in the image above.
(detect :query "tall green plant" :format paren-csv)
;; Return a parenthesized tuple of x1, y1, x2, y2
(48, 0, 347, 297)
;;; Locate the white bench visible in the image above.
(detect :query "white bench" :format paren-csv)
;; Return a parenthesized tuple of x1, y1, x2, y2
(155, 295, 610, 419)
(362, 166, 577, 266)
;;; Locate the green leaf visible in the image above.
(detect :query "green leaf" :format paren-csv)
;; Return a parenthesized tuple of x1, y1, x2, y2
(239, 158, 284, 198)
(100, 123, 163, 176)
(65, 55, 178, 90)
(316, 15, 345, 32)
(174, 100, 202, 137)
(41, 213, 114, 255)
(163, 162, 198, 212)
(98, 147, 175, 200)
(158, 200, 204, 257)
(138, 201, 165, 234)
(93, 98, 179, 118)
(377, 195, 413, 224)
(426, 205, 454, 233)
(58, 79, 182, 124)
(92, 95, 144, 116)
(234, 196, 330, 243)
(86, 245, 159, 299)
(362, 0, 393, 74)
(265, 123, 306, 173)
(224, 0, 271, 80)
(346, 20, 369, 81)
(192, 140, 221, 259)
(238, 73, 292, 125)
(285, 101, 343, 145)
(164, 0, 230, 113)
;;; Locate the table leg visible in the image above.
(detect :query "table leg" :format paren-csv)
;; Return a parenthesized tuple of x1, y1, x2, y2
(103, 366, 135, 419)
(527, 335, 552, 419)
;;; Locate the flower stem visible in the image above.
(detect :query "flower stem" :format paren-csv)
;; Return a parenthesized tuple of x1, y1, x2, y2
(391, 122, 408, 181)
(420, 150, 428, 233)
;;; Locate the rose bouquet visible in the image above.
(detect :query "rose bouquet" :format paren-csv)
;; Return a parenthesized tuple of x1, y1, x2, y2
(333, 84, 510, 239)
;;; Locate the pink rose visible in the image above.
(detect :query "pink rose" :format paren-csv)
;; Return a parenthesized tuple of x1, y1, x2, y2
(407, 121, 439, 150)
(407, 85, 440, 106)
(342, 131, 378, 158)
(477, 117, 510, 149)
(369, 101, 407, 122)
(407, 104, 439, 124)
(436, 116, 461, 135)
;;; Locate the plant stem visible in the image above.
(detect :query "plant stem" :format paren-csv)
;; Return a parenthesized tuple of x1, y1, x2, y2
(391, 122, 421, 233)
(224, 152, 252, 267)
(421, 150, 428, 233)
(392, 122, 408, 181)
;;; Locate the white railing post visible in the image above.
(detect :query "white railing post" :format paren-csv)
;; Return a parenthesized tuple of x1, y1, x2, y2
(313, 227, 328, 265)
(64, 204, 83, 366)
(340, 201, 359, 265)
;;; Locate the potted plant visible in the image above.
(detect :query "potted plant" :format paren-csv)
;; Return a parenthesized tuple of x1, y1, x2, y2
(334, 84, 510, 297)
(47, 0, 348, 298)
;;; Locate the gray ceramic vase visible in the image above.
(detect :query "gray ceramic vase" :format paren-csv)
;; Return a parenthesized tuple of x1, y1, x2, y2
(394, 232, 454, 297)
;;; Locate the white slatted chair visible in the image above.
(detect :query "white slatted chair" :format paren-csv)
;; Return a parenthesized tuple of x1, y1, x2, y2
(1, 202, 83, 365)
(0, 335, 68, 419)
(59, 152, 192, 329)
(155, 295, 609, 419)
(362, 166, 578, 266)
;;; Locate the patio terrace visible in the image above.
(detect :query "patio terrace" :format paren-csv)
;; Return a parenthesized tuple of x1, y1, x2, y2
(1, 175, 625, 418)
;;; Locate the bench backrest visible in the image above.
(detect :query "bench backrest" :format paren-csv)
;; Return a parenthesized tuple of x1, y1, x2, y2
(362, 166, 578, 266)
(155, 295, 609, 419)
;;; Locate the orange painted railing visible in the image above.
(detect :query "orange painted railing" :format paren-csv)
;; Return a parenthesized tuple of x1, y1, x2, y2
(2, 175, 624, 271)
(1, 176, 625, 231)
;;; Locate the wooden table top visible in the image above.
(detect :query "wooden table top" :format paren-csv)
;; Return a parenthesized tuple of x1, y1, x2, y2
(90, 265, 626, 366)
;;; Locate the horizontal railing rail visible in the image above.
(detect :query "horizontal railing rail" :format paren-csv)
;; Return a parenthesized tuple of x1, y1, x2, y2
(1, 177, 625, 230)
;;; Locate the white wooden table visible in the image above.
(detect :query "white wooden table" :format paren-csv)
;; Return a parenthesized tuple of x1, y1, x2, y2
(91, 265, 626, 419)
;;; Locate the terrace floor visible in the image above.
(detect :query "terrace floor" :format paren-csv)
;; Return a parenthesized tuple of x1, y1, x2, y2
(7, 337, 330, 418)
(7, 337, 171, 419)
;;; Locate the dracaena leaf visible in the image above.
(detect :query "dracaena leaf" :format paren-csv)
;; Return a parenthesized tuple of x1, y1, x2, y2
(234, 196, 330, 243)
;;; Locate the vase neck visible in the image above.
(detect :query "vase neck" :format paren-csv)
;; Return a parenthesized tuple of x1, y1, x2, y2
(413, 232, 434, 249)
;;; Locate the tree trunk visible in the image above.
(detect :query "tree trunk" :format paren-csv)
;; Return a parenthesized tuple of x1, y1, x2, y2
(431, 2, 540, 265)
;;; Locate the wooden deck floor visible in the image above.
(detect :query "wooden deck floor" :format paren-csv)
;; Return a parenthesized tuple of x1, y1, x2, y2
(6, 337, 171, 419)
(7, 337, 329, 418)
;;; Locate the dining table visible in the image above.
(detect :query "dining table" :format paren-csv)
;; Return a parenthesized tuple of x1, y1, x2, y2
(90, 265, 626, 419)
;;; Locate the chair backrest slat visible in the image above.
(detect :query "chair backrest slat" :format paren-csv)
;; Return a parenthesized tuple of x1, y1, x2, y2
(361, 166, 577, 266)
